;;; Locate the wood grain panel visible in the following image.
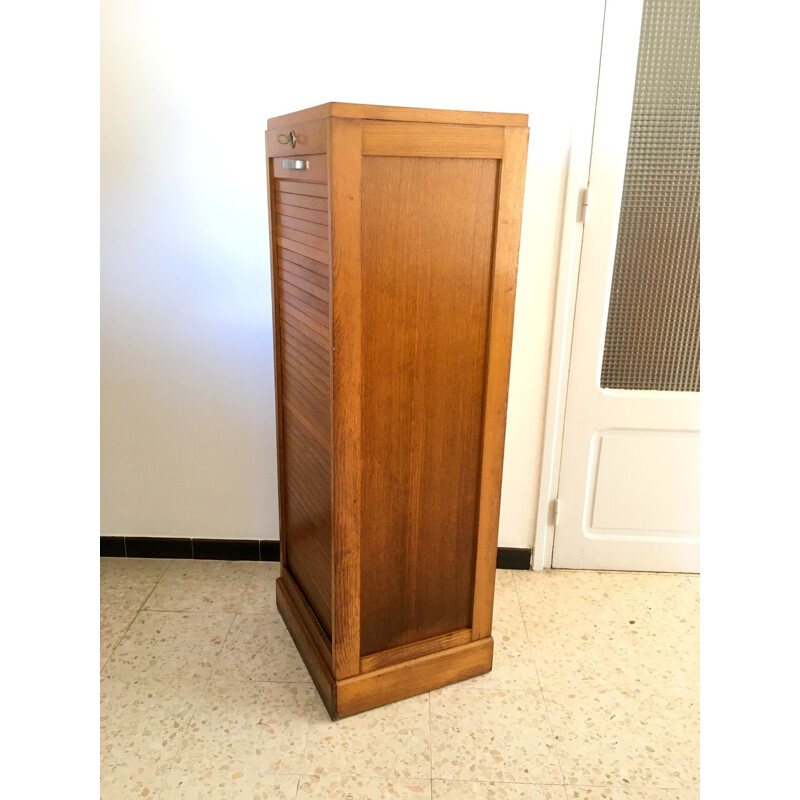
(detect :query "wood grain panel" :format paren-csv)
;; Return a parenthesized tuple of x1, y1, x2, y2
(360, 628, 472, 673)
(280, 295, 330, 343)
(279, 247, 330, 279)
(360, 155, 500, 656)
(267, 102, 528, 128)
(276, 179, 328, 198)
(276, 577, 335, 715)
(329, 117, 362, 680)
(280, 289, 329, 335)
(273, 169, 333, 639)
(471, 126, 529, 640)
(281, 312, 330, 357)
(278, 223, 329, 254)
(280, 265, 329, 300)
(280, 258, 329, 291)
(276, 191, 328, 211)
(282, 376, 330, 433)
(278, 570, 332, 672)
(281, 287, 329, 329)
(276, 202, 329, 225)
(283, 466, 331, 632)
(281, 332, 331, 382)
(337, 637, 494, 719)
(282, 363, 330, 411)
(278, 235, 329, 264)
(363, 121, 504, 158)
(282, 423, 329, 489)
(278, 214, 329, 240)
(283, 398, 331, 456)
(281, 278, 329, 315)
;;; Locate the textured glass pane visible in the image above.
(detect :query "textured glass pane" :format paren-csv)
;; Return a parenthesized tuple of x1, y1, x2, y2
(600, 0, 700, 392)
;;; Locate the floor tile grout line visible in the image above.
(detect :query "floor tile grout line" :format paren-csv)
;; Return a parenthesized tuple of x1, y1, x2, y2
(299, 701, 314, 765)
(156, 605, 240, 796)
(428, 690, 434, 784)
(431, 777, 569, 787)
(100, 558, 211, 799)
(100, 559, 174, 674)
(511, 569, 568, 788)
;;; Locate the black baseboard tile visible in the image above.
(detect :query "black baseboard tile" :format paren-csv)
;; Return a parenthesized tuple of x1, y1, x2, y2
(193, 539, 260, 561)
(125, 537, 193, 559)
(259, 540, 281, 562)
(100, 536, 126, 557)
(101, 537, 529, 569)
(496, 547, 532, 570)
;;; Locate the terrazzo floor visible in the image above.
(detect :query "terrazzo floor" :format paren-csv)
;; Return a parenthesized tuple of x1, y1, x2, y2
(100, 558, 699, 799)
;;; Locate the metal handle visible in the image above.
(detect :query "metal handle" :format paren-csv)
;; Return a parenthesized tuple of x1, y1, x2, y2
(277, 130, 297, 148)
(282, 159, 308, 170)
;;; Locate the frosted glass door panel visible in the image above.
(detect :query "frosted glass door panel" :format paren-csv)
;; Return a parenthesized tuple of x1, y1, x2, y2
(600, 0, 700, 393)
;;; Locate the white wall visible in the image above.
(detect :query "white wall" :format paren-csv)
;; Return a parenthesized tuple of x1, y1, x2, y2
(101, 0, 602, 547)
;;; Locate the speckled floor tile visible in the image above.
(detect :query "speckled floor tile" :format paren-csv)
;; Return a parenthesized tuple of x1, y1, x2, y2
(458, 623, 540, 691)
(238, 561, 280, 614)
(171, 680, 315, 776)
(297, 775, 433, 799)
(101, 559, 699, 800)
(145, 560, 272, 612)
(100, 557, 172, 608)
(598, 574, 698, 693)
(430, 686, 561, 784)
(597, 572, 698, 634)
(520, 571, 697, 695)
(100, 603, 139, 670)
(523, 611, 622, 694)
(213, 613, 311, 683)
(102, 610, 234, 679)
(101, 675, 204, 798)
(564, 788, 698, 799)
(303, 693, 431, 779)
(604, 627, 699, 697)
(161, 768, 300, 799)
(101, 760, 171, 799)
(544, 689, 699, 789)
(514, 570, 610, 622)
(491, 580, 527, 629)
(495, 569, 517, 588)
(433, 780, 567, 799)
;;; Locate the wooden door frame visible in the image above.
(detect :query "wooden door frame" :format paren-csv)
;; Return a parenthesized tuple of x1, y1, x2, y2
(532, 0, 628, 570)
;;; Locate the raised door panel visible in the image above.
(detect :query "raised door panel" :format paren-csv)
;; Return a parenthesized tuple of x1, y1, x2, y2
(359, 155, 500, 656)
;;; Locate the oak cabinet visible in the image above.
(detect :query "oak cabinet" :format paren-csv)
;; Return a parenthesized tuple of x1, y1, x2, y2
(265, 103, 529, 718)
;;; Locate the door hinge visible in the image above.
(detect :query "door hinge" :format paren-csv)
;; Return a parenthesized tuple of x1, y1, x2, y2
(552, 498, 561, 526)
(578, 187, 590, 223)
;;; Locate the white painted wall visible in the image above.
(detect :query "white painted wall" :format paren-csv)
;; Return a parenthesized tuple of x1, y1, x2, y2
(100, 0, 603, 547)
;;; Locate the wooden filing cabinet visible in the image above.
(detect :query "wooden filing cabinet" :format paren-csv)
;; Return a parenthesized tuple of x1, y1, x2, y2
(265, 103, 529, 718)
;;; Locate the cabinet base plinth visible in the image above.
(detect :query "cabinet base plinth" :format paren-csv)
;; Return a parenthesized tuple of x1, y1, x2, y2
(276, 577, 494, 720)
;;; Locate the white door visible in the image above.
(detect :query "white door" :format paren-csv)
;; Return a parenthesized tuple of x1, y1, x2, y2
(552, 0, 700, 572)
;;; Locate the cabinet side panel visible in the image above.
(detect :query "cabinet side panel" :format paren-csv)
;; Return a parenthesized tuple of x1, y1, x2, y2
(274, 176, 333, 637)
(360, 156, 499, 656)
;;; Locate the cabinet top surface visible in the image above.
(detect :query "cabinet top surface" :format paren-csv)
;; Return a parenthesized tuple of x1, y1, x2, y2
(267, 102, 528, 129)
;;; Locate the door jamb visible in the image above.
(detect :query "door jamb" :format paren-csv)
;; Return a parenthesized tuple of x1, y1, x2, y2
(532, 2, 608, 570)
